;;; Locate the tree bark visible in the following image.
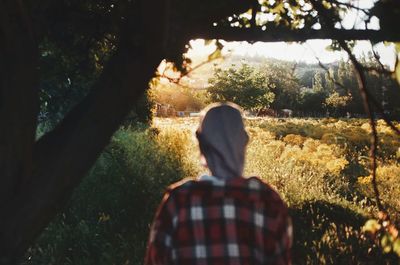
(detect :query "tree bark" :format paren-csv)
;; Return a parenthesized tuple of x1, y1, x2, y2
(0, 0, 166, 262)
(0, 0, 255, 262)
(0, 1, 39, 262)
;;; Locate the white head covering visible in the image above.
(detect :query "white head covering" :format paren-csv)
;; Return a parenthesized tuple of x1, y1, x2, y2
(196, 102, 249, 179)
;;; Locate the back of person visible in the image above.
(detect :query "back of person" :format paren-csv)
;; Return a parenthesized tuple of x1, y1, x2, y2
(145, 103, 292, 265)
(146, 175, 291, 265)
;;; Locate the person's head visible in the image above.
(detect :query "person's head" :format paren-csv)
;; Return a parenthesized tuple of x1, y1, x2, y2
(196, 102, 249, 179)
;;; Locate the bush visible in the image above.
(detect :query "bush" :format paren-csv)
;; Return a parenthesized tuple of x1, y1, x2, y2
(24, 127, 198, 265)
(291, 201, 399, 265)
(357, 163, 400, 218)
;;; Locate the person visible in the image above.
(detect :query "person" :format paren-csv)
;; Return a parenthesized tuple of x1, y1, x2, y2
(145, 102, 292, 265)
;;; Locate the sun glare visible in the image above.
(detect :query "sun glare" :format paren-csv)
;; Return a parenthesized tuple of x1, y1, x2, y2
(185, 0, 395, 69)
(186, 39, 397, 68)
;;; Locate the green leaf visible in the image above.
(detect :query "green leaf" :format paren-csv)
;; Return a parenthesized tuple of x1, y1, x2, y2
(271, 2, 285, 14)
(381, 234, 393, 253)
(362, 219, 381, 234)
(208, 48, 222, 61)
(322, 0, 332, 9)
(393, 239, 400, 256)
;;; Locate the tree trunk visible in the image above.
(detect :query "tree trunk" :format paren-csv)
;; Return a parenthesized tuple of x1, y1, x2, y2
(0, 0, 255, 263)
(0, 0, 166, 262)
(0, 1, 39, 262)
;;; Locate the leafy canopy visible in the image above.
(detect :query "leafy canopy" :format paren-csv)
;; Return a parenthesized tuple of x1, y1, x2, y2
(207, 63, 275, 111)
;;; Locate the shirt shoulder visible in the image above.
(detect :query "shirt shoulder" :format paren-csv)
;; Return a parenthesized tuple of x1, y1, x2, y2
(166, 177, 199, 194)
(246, 176, 286, 202)
(166, 176, 287, 211)
(246, 176, 289, 216)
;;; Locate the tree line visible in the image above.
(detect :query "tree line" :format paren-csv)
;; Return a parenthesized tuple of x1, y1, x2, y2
(153, 54, 400, 118)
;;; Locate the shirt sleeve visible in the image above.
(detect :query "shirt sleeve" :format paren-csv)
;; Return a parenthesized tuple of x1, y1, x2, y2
(144, 191, 176, 265)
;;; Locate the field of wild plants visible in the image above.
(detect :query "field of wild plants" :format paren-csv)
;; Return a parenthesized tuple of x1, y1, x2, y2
(154, 117, 400, 210)
(26, 117, 400, 265)
(154, 117, 400, 263)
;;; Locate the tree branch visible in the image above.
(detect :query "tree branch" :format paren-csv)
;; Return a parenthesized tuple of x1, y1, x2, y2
(189, 26, 400, 43)
(0, 0, 259, 260)
(329, 0, 371, 16)
(0, 0, 168, 258)
(338, 39, 384, 213)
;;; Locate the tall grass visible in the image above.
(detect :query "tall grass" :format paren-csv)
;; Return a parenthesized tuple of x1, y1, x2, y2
(24, 127, 198, 265)
(24, 118, 400, 264)
(155, 117, 400, 264)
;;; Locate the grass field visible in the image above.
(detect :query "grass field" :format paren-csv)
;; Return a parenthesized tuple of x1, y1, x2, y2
(25, 117, 400, 265)
(154, 117, 400, 211)
(154, 117, 400, 264)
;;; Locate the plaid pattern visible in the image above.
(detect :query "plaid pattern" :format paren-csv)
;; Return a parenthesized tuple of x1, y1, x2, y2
(145, 176, 292, 265)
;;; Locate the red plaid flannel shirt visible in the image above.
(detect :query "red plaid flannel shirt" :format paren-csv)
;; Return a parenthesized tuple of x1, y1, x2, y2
(145, 176, 292, 265)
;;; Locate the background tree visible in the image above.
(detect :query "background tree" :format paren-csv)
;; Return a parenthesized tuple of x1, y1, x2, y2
(324, 92, 352, 117)
(298, 68, 319, 87)
(297, 72, 326, 115)
(207, 63, 275, 111)
(312, 71, 324, 93)
(264, 61, 302, 111)
(324, 69, 335, 94)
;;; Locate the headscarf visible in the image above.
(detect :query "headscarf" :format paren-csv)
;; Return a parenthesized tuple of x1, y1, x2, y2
(196, 102, 249, 179)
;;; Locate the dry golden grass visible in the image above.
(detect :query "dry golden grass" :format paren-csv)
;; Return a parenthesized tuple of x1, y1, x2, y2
(153, 117, 400, 213)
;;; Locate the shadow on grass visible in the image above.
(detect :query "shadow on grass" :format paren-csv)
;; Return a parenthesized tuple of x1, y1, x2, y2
(290, 200, 399, 265)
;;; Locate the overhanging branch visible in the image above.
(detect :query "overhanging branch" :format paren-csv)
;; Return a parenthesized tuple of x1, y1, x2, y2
(189, 26, 400, 43)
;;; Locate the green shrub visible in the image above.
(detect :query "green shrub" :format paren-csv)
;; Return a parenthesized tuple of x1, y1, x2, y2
(291, 201, 398, 265)
(24, 127, 197, 265)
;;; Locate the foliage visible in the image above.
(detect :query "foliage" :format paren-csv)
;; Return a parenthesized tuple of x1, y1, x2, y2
(264, 61, 302, 110)
(207, 63, 275, 111)
(24, 126, 199, 265)
(36, 0, 121, 126)
(38, 38, 98, 127)
(357, 164, 400, 216)
(297, 89, 326, 115)
(153, 117, 400, 263)
(26, 117, 400, 264)
(201, 54, 400, 117)
(160, 55, 400, 117)
(312, 72, 324, 93)
(122, 90, 156, 126)
(37, 0, 155, 129)
(324, 92, 352, 116)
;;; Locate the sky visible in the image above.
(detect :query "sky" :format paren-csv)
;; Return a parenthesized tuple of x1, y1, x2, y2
(185, 0, 397, 69)
(186, 39, 397, 68)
